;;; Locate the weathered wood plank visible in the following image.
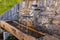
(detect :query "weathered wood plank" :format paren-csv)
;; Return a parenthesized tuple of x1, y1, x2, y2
(0, 21, 36, 40)
(12, 21, 45, 36)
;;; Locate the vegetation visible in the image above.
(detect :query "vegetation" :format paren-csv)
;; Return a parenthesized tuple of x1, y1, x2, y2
(0, 0, 22, 15)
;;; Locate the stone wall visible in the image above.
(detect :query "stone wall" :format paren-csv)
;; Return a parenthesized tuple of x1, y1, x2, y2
(36, 0, 60, 39)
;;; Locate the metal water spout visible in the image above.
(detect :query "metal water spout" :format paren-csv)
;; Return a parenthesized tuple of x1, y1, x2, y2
(32, 0, 40, 27)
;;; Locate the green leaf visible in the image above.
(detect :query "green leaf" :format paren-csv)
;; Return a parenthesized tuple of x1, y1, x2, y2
(0, 0, 22, 16)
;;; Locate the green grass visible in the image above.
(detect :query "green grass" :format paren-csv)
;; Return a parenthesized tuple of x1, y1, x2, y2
(0, 0, 22, 15)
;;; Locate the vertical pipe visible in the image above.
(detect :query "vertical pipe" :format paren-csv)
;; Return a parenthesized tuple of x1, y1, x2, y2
(32, 0, 37, 27)
(33, 10, 37, 27)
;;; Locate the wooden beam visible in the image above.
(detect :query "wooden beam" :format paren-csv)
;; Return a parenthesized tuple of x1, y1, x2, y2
(0, 21, 36, 40)
(12, 21, 45, 36)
